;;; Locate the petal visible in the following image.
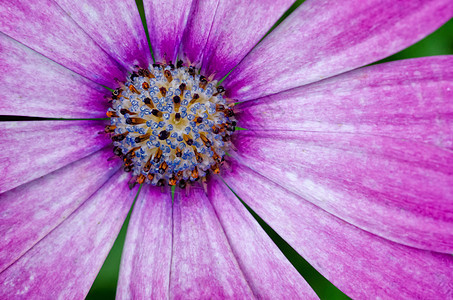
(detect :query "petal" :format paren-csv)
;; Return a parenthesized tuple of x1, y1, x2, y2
(223, 160, 453, 299)
(0, 0, 125, 87)
(201, 0, 294, 79)
(208, 177, 317, 299)
(237, 56, 453, 149)
(143, 0, 193, 62)
(117, 185, 172, 299)
(232, 130, 453, 253)
(171, 187, 254, 298)
(0, 148, 121, 273)
(179, 0, 219, 66)
(225, 0, 453, 101)
(0, 171, 135, 299)
(54, 0, 151, 70)
(0, 120, 111, 193)
(0, 32, 108, 118)
(182, 0, 293, 79)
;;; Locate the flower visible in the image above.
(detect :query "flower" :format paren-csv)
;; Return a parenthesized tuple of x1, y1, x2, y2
(0, 0, 452, 299)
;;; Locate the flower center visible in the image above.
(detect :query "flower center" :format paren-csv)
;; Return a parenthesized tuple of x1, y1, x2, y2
(106, 61, 236, 188)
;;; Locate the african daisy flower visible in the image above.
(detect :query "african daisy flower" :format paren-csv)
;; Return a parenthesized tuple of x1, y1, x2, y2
(0, 0, 452, 298)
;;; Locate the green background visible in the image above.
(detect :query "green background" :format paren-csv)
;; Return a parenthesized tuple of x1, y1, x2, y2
(86, 2, 453, 299)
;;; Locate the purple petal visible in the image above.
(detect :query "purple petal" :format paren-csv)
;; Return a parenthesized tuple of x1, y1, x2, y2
(54, 0, 151, 70)
(179, 0, 219, 67)
(232, 130, 453, 253)
(0, 148, 120, 273)
(208, 177, 317, 298)
(0, 32, 108, 118)
(200, 0, 294, 79)
(0, 171, 135, 299)
(171, 187, 254, 298)
(223, 160, 453, 299)
(143, 0, 193, 62)
(0, 120, 111, 193)
(225, 0, 453, 101)
(117, 185, 172, 299)
(0, 0, 125, 87)
(237, 56, 453, 149)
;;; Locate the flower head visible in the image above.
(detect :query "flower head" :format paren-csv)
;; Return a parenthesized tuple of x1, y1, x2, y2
(0, 0, 452, 299)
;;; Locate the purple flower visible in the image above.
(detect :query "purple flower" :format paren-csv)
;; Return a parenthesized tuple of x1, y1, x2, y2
(0, 0, 452, 298)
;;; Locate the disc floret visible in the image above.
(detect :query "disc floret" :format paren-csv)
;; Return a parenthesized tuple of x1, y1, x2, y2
(106, 61, 236, 187)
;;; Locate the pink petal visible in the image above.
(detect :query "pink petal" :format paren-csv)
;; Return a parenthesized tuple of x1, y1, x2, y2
(117, 185, 172, 299)
(54, 0, 151, 70)
(209, 177, 317, 299)
(183, 0, 293, 79)
(232, 130, 453, 253)
(0, 148, 120, 273)
(143, 0, 193, 62)
(225, 0, 453, 101)
(171, 187, 254, 298)
(237, 56, 453, 149)
(0, 120, 111, 193)
(223, 160, 453, 299)
(0, 0, 125, 87)
(0, 32, 108, 118)
(0, 171, 136, 299)
(179, 0, 219, 67)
